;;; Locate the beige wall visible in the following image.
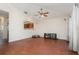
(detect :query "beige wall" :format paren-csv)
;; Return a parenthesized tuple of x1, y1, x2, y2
(34, 17, 68, 40)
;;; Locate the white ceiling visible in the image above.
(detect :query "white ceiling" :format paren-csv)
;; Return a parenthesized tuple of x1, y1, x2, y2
(11, 3, 73, 19)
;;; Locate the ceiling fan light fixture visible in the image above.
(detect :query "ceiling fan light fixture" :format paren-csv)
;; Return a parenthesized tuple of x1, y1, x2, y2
(37, 8, 49, 17)
(41, 15, 44, 17)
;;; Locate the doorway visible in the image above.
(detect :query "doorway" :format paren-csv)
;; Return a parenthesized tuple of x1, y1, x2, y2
(0, 10, 9, 47)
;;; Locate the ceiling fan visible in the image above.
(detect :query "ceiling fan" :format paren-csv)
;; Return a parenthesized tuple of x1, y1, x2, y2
(36, 8, 49, 17)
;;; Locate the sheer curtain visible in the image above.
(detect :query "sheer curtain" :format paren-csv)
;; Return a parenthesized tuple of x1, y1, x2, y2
(69, 4, 79, 51)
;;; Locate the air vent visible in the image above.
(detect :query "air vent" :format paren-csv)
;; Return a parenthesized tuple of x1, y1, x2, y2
(24, 11, 28, 14)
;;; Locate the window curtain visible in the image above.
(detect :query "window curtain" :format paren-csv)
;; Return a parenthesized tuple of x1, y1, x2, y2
(69, 4, 79, 51)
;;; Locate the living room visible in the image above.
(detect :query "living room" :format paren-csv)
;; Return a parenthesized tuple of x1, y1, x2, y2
(0, 3, 79, 55)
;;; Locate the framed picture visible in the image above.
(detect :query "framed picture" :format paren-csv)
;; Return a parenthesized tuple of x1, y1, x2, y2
(24, 21, 34, 29)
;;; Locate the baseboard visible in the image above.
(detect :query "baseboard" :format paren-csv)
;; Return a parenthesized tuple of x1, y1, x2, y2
(9, 37, 32, 43)
(9, 37, 69, 43)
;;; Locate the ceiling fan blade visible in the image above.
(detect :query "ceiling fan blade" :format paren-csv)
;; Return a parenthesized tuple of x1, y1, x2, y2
(40, 13, 44, 15)
(43, 14, 48, 17)
(44, 12, 49, 14)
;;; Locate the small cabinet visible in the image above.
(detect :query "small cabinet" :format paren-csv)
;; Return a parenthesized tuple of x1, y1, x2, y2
(44, 33, 57, 39)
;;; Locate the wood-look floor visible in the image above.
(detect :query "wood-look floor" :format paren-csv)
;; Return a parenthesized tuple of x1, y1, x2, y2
(0, 38, 78, 55)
